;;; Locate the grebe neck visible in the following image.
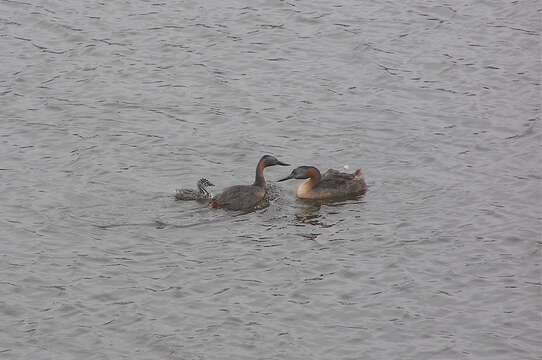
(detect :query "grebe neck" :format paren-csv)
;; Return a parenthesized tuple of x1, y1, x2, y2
(305, 167, 321, 187)
(197, 182, 208, 195)
(253, 159, 266, 187)
(297, 167, 322, 198)
(309, 167, 322, 181)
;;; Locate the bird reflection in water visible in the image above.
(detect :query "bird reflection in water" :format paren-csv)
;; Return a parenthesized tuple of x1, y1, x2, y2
(294, 196, 366, 228)
(295, 203, 324, 226)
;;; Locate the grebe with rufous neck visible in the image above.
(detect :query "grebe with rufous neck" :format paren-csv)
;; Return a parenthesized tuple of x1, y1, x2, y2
(211, 155, 289, 210)
(278, 166, 366, 200)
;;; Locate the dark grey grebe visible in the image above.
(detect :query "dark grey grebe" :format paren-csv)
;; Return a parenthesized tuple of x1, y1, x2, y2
(211, 155, 289, 210)
(175, 178, 215, 201)
(278, 166, 367, 200)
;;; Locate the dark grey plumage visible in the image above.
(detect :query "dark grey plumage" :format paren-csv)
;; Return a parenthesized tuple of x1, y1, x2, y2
(211, 185, 266, 211)
(211, 155, 289, 211)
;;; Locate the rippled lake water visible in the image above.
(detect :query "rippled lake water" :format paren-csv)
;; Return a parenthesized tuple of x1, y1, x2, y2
(1, 1, 540, 359)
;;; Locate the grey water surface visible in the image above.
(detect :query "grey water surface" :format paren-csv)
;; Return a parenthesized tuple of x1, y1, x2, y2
(1, 1, 541, 359)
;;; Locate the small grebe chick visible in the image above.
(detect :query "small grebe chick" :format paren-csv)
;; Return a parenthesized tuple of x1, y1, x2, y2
(211, 155, 290, 210)
(175, 178, 215, 201)
(278, 166, 366, 200)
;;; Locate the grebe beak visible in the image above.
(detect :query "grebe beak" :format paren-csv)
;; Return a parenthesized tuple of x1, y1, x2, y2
(277, 173, 293, 182)
(208, 181, 215, 187)
(276, 160, 290, 166)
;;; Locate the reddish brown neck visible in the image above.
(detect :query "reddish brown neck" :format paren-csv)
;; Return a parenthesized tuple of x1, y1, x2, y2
(297, 168, 322, 198)
(253, 160, 266, 187)
(306, 167, 322, 185)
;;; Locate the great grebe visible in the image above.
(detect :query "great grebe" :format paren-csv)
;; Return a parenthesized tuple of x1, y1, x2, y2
(211, 155, 289, 210)
(278, 166, 366, 200)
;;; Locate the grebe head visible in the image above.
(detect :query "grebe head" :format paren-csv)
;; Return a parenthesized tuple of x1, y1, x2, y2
(198, 178, 215, 188)
(260, 155, 290, 167)
(197, 178, 214, 195)
(278, 166, 315, 181)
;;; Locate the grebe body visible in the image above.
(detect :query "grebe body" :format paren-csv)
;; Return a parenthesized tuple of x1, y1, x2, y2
(211, 155, 289, 210)
(279, 166, 366, 200)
